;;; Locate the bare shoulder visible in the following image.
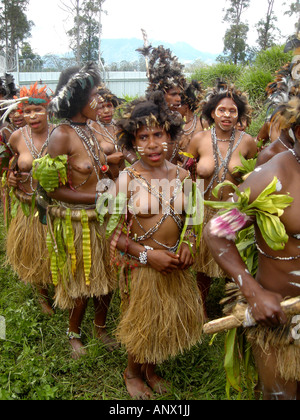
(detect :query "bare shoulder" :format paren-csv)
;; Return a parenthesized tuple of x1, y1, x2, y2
(240, 151, 290, 200)
(48, 124, 73, 156)
(188, 129, 210, 156)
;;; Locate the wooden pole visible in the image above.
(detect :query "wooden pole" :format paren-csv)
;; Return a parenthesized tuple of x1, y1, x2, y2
(203, 296, 300, 335)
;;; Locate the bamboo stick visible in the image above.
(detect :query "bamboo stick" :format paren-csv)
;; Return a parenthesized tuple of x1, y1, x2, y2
(203, 296, 300, 335)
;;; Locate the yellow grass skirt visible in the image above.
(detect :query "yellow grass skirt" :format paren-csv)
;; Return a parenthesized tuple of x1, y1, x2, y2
(117, 265, 204, 365)
(246, 317, 300, 382)
(6, 205, 51, 287)
(193, 206, 226, 278)
(49, 207, 117, 310)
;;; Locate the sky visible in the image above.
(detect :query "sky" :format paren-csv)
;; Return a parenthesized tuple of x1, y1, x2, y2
(26, 0, 294, 57)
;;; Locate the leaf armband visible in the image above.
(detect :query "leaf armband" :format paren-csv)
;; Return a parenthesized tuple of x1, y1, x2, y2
(32, 154, 68, 193)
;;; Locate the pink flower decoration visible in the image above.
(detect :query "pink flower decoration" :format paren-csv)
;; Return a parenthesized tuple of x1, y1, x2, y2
(210, 208, 250, 241)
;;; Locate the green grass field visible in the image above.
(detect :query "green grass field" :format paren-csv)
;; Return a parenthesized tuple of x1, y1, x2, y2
(0, 210, 252, 401)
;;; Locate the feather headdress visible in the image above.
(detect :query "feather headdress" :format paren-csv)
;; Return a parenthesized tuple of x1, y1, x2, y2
(97, 84, 122, 108)
(137, 44, 187, 94)
(49, 62, 101, 116)
(271, 96, 300, 131)
(0, 82, 50, 122)
(266, 33, 300, 122)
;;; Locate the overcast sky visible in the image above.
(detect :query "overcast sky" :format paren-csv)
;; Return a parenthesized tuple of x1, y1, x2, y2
(27, 0, 294, 57)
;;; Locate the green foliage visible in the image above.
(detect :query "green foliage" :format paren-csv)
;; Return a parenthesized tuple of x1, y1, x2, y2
(191, 63, 243, 89)
(0, 210, 252, 401)
(253, 45, 293, 74)
(238, 68, 273, 103)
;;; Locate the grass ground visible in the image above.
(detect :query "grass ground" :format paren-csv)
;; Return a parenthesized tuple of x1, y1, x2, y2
(0, 211, 251, 401)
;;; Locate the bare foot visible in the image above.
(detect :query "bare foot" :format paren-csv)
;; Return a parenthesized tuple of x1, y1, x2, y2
(68, 337, 87, 360)
(95, 326, 120, 352)
(124, 369, 153, 400)
(39, 299, 55, 316)
(142, 370, 170, 395)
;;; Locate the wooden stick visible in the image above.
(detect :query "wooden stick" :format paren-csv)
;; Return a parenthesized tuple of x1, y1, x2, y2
(203, 296, 300, 335)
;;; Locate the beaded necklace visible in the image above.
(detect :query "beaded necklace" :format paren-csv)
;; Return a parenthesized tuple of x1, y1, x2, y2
(289, 148, 300, 165)
(19, 125, 51, 195)
(90, 120, 119, 152)
(205, 127, 244, 199)
(126, 167, 183, 252)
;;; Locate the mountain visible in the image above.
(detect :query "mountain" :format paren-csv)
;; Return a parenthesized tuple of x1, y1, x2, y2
(100, 38, 217, 65)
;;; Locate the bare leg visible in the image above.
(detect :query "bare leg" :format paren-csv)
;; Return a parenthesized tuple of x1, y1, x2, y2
(252, 344, 298, 400)
(93, 294, 119, 351)
(37, 287, 54, 316)
(124, 354, 153, 400)
(68, 297, 88, 360)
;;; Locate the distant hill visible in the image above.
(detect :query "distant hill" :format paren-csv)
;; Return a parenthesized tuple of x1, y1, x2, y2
(100, 38, 217, 65)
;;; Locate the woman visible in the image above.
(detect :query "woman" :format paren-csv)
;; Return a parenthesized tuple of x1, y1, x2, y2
(204, 95, 300, 400)
(1, 108, 26, 144)
(33, 64, 118, 359)
(89, 85, 139, 173)
(187, 80, 257, 315)
(5, 82, 54, 315)
(97, 91, 203, 399)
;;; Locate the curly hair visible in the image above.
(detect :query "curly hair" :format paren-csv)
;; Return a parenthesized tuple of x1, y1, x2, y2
(201, 79, 252, 126)
(50, 62, 101, 119)
(115, 91, 183, 150)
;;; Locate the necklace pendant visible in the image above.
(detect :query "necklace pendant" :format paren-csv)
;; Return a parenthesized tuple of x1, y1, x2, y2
(101, 164, 109, 174)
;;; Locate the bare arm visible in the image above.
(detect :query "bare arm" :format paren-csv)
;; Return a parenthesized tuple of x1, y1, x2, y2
(203, 162, 288, 327)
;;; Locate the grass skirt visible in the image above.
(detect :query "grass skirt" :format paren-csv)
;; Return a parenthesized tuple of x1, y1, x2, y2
(6, 206, 51, 287)
(193, 206, 225, 278)
(117, 264, 204, 365)
(50, 208, 117, 310)
(246, 318, 300, 382)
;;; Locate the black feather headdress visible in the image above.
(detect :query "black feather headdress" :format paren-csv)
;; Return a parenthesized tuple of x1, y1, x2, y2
(137, 45, 187, 94)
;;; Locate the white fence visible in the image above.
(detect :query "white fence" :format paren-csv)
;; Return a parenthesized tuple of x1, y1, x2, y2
(10, 71, 149, 99)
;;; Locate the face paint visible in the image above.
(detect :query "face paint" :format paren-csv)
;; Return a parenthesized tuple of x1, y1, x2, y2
(24, 110, 47, 119)
(162, 142, 168, 152)
(89, 98, 98, 110)
(137, 146, 145, 156)
(215, 104, 238, 119)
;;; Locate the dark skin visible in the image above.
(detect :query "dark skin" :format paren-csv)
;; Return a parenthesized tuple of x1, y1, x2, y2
(204, 126, 300, 399)
(8, 104, 54, 316)
(111, 125, 194, 399)
(47, 87, 118, 358)
(89, 100, 125, 179)
(187, 97, 257, 315)
(256, 129, 295, 167)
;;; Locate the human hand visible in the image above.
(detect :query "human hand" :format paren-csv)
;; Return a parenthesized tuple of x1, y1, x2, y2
(147, 249, 180, 274)
(178, 242, 194, 270)
(7, 171, 20, 188)
(107, 152, 124, 165)
(247, 288, 287, 328)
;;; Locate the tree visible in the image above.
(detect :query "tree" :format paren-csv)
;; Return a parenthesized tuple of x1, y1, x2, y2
(61, 0, 106, 65)
(256, 0, 280, 50)
(0, 0, 33, 69)
(221, 0, 250, 65)
(284, 0, 300, 33)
